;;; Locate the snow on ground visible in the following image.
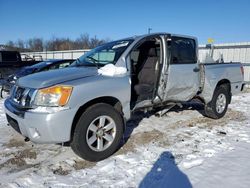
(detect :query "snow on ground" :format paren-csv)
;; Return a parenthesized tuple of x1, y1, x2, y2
(0, 90, 250, 187)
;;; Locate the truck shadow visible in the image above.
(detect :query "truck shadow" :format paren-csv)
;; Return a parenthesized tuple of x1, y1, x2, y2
(171, 101, 205, 114)
(139, 151, 192, 188)
(122, 101, 205, 147)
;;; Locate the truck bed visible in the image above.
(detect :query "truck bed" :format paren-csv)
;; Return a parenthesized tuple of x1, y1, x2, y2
(199, 62, 243, 103)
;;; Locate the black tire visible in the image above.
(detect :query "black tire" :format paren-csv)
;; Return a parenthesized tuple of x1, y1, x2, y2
(0, 87, 3, 98)
(71, 103, 124, 162)
(1, 88, 8, 99)
(204, 85, 230, 119)
(0, 87, 5, 99)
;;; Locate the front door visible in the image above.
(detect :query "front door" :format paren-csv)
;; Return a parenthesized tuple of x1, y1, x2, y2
(129, 36, 164, 109)
(162, 36, 200, 102)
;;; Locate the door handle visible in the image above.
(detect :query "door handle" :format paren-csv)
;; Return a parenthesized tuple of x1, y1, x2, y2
(193, 67, 200, 72)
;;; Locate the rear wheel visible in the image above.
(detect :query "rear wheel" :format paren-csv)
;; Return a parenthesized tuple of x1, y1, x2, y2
(71, 103, 124, 162)
(204, 85, 230, 119)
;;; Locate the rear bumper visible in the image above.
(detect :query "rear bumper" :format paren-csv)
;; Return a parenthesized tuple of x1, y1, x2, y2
(231, 82, 245, 95)
(4, 99, 76, 144)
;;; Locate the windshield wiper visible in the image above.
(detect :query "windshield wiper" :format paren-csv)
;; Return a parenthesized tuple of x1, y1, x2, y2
(75, 56, 100, 69)
(86, 56, 99, 69)
(74, 58, 98, 68)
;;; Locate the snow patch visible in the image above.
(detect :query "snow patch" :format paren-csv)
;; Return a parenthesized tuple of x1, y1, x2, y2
(182, 159, 204, 169)
(0, 92, 250, 187)
(98, 64, 127, 76)
(186, 154, 197, 160)
(28, 106, 69, 113)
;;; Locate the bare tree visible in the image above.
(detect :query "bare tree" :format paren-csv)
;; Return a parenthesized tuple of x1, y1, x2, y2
(75, 33, 91, 49)
(16, 39, 25, 49)
(6, 40, 15, 48)
(4, 34, 109, 51)
(28, 38, 43, 51)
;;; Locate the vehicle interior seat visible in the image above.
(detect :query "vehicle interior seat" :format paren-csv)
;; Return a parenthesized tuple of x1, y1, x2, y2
(134, 48, 159, 101)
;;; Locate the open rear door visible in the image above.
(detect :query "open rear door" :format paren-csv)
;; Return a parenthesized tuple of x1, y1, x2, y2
(161, 36, 200, 102)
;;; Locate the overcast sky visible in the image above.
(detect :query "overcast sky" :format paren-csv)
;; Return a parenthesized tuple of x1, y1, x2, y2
(0, 0, 250, 44)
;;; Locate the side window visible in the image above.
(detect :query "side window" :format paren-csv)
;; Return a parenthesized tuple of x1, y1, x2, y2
(58, 62, 71, 68)
(130, 50, 140, 65)
(48, 64, 59, 70)
(171, 37, 196, 64)
(48, 62, 69, 70)
(42, 62, 72, 71)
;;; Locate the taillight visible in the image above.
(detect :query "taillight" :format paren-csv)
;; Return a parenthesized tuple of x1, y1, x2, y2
(240, 65, 244, 76)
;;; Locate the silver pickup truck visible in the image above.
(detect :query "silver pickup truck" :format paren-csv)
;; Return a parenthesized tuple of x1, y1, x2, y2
(4, 33, 244, 161)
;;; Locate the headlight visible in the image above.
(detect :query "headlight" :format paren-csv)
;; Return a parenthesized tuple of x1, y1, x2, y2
(33, 85, 73, 107)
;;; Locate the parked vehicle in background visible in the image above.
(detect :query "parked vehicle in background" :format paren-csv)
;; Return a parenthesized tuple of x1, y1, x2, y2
(0, 51, 23, 66)
(21, 54, 43, 61)
(4, 33, 245, 162)
(0, 59, 74, 98)
(0, 51, 42, 79)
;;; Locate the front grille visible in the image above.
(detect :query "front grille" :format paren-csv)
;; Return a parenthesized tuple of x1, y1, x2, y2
(10, 85, 36, 108)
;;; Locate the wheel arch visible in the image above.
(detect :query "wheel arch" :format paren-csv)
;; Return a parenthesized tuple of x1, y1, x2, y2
(216, 79, 231, 90)
(215, 79, 231, 103)
(70, 96, 123, 142)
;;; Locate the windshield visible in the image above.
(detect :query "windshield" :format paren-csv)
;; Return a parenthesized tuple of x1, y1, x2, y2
(71, 39, 134, 67)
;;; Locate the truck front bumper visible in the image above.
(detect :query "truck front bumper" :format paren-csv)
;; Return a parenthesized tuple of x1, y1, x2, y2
(4, 99, 76, 144)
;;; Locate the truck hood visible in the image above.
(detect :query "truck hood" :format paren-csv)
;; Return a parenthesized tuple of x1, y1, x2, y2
(17, 67, 98, 89)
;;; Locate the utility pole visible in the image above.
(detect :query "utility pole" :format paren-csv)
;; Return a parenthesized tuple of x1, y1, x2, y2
(148, 28, 152, 34)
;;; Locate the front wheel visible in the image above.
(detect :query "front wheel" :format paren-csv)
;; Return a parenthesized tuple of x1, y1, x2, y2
(1, 88, 9, 99)
(204, 85, 230, 119)
(71, 103, 124, 162)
